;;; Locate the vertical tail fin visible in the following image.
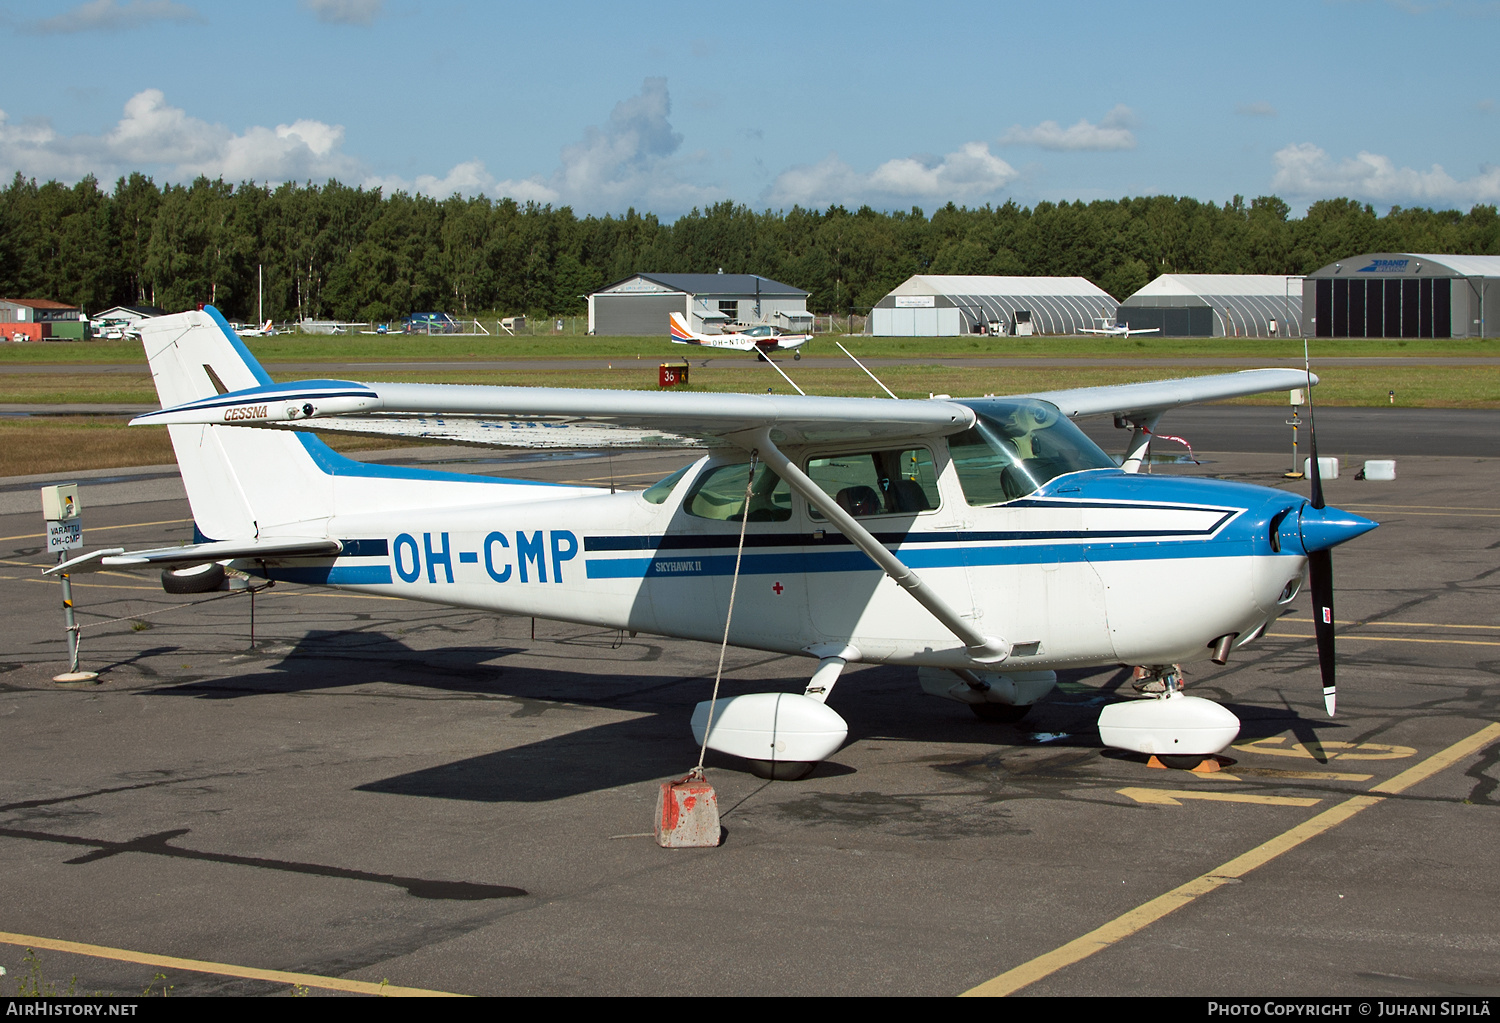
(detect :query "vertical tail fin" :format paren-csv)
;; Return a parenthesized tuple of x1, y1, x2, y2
(137, 308, 332, 541)
(669, 312, 697, 342)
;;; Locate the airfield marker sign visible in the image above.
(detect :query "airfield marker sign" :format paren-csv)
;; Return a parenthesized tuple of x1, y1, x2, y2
(40, 483, 98, 685)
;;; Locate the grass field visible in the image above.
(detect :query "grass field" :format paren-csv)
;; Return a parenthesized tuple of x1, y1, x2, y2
(2, 331, 1496, 477)
(1, 333, 1497, 365)
(0, 417, 412, 477)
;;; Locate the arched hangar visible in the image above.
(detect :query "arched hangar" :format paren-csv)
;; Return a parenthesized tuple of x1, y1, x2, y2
(870, 275, 1115, 336)
(1116, 275, 1304, 338)
(1304, 253, 1500, 338)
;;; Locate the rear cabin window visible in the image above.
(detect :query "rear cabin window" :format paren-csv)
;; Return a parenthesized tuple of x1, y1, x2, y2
(640, 464, 692, 505)
(684, 461, 792, 522)
(805, 448, 940, 520)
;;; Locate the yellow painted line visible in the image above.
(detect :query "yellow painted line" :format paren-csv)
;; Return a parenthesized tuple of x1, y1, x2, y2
(1281, 618, 1500, 631)
(962, 720, 1500, 997)
(0, 929, 464, 997)
(1117, 787, 1321, 807)
(1370, 720, 1500, 794)
(26, 578, 161, 592)
(1267, 632, 1500, 648)
(1232, 738, 1415, 761)
(0, 518, 192, 543)
(1233, 769, 1374, 782)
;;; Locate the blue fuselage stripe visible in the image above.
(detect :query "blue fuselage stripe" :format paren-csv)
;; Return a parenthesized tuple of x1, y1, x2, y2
(584, 539, 1282, 580)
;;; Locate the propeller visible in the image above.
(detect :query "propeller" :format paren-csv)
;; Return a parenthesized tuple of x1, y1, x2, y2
(1303, 345, 1336, 717)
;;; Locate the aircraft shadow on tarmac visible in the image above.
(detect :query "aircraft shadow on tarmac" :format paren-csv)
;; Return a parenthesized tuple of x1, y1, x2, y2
(146, 629, 1345, 801)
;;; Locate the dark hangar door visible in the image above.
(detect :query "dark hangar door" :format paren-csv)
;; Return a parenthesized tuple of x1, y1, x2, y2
(593, 294, 688, 336)
(1433, 279, 1452, 337)
(1365, 279, 1384, 338)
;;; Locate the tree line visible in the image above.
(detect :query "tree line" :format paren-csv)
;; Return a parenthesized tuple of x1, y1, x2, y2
(2, 172, 1497, 323)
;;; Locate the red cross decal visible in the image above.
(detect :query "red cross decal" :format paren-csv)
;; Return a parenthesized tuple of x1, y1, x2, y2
(772, 581, 784, 595)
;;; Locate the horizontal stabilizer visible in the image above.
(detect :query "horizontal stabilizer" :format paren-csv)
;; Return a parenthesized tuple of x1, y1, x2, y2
(46, 537, 341, 574)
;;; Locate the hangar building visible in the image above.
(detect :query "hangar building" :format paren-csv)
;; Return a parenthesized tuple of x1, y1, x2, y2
(870, 275, 1115, 336)
(586, 273, 811, 336)
(0, 298, 87, 340)
(1117, 275, 1304, 338)
(1304, 253, 1500, 338)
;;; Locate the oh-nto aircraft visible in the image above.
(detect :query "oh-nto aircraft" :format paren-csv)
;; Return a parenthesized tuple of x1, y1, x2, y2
(52, 308, 1376, 778)
(669, 312, 812, 360)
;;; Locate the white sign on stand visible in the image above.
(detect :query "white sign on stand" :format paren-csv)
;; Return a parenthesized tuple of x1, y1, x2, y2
(47, 519, 83, 552)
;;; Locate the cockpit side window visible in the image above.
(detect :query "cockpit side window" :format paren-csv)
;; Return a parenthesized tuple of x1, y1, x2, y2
(950, 399, 1115, 506)
(805, 448, 940, 520)
(684, 461, 792, 522)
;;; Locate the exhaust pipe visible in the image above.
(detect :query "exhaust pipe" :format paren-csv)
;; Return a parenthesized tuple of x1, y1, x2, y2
(1209, 633, 1238, 666)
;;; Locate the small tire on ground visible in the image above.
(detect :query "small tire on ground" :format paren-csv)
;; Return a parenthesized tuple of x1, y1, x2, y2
(970, 702, 1032, 723)
(746, 759, 818, 781)
(793, 351, 801, 361)
(161, 563, 226, 594)
(1155, 753, 1208, 770)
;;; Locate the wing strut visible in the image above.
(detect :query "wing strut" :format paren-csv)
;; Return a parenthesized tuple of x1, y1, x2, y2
(758, 353, 805, 395)
(836, 342, 898, 399)
(747, 428, 1010, 665)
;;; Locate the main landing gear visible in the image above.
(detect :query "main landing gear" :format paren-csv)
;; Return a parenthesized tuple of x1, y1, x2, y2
(690, 648, 854, 781)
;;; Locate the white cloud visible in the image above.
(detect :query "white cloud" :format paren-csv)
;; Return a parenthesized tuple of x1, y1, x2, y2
(24, 0, 201, 33)
(372, 78, 721, 211)
(765, 142, 1018, 208)
(300, 0, 383, 25)
(0, 89, 361, 184)
(1236, 101, 1278, 117)
(1000, 105, 1137, 151)
(369, 161, 560, 205)
(1271, 142, 1500, 205)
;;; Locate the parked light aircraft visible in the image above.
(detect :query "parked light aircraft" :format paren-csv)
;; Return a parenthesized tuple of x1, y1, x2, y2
(237, 320, 276, 337)
(1080, 317, 1161, 338)
(50, 308, 1376, 778)
(670, 312, 812, 360)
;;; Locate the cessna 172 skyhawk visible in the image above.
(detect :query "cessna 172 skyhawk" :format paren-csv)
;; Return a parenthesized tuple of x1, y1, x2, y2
(51, 308, 1375, 778)
(669, 312, 812, 360)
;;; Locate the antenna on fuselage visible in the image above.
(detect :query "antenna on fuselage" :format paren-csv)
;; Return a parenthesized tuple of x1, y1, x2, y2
(836, 341, 898, 399)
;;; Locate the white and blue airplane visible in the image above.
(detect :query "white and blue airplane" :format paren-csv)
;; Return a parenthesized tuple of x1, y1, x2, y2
(52, 308, 1375, 777)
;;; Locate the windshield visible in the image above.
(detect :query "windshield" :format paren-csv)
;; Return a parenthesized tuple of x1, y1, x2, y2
(949, 398, 1115, 505)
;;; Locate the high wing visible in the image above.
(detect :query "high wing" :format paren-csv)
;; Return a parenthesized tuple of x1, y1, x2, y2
(130, 368, 1315, 449)
(1025, 367, 1309, 419)
(130, 380, 976, 448)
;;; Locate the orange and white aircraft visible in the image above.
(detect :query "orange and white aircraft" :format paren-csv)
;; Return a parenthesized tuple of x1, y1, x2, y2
(669, 312, 812, 360)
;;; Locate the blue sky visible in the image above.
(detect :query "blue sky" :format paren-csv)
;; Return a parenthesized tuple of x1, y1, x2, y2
(1, 0, 1496, 218)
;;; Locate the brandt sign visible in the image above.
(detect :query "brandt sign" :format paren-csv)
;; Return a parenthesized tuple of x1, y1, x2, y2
(1357, 259, 1410, 273)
